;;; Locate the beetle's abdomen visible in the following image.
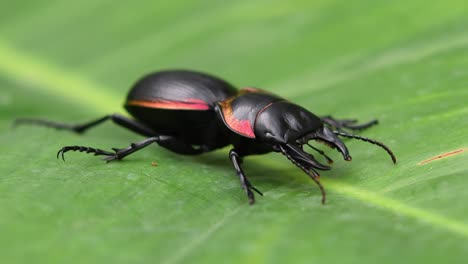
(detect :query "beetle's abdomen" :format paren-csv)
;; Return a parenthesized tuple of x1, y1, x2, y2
(124, 70, 237, 147)
(125, 70, 237, 108)
(125, 105, 216, 138)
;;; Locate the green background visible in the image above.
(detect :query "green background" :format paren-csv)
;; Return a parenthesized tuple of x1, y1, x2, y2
(0, 1, 467, 263)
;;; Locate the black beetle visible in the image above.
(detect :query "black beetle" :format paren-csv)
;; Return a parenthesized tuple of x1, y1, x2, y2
(15, 70, 396, 204)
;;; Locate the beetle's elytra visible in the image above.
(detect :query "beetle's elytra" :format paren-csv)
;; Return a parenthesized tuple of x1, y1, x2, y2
(15, 70, 396, 204)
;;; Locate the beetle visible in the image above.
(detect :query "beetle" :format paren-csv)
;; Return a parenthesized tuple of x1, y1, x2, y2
(15, 70, 396, 204)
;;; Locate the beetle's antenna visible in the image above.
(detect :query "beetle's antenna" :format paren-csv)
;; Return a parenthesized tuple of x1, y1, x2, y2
(333, 131, 397, 164)
(279, 145, 326, 204)
(306, 143, 334, 164)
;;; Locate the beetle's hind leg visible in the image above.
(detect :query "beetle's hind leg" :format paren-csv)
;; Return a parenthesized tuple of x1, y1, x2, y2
(57, 137, 160, 162)
(58, 135, 207, 161)
(14, 114, 157, 137)
(321, 115, 378, 131)
(229, 149, 263, 205)
(57, 146, 115, 161)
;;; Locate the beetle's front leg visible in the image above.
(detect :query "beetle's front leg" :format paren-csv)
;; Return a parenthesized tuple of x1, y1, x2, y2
(321, 115, 378, 131)
(229, 149, 263, 205)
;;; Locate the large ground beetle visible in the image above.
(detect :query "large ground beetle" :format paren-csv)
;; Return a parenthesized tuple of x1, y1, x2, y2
(15, 70, 396, 204)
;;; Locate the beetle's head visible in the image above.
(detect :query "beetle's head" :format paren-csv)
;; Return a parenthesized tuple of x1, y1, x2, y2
(253, 101, 396, 204)
(254, 101, 351, 171)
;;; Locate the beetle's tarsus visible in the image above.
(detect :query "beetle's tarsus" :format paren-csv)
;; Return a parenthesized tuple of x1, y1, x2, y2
(345, 119, 378, 131)
(248, 195, 255, 205)
(321, 116, 378, 132)
(57, 146, 116, 161)
(229, 149, 261, 204)
(244, 186, 256, 205)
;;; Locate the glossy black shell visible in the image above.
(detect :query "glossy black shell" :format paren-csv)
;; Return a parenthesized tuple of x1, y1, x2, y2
(216, 90, 323, 144)
(125, 70, 237, 148)
(255, 101, 323, 143)
(126, 70, 237, 105)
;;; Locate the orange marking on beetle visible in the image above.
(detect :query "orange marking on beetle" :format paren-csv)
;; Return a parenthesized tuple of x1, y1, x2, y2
(226, 116, 255, 138)
(218, 98, 255, 138)
(127, 99, 210, 110)
(239, 87, 271, 95)
(418, 148, 466, 165)
(239, 87, 262, 94)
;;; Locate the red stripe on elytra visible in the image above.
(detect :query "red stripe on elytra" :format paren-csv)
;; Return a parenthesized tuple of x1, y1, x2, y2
(223, 112, 255, 138)
(127, 99, 210, 110)
(218, 97, 255, 138)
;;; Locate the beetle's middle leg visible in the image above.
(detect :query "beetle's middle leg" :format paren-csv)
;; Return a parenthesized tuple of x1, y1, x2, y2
(58, 136, 207, 161)
(229, 149, 263, 205)
(321, 115, 378, 131)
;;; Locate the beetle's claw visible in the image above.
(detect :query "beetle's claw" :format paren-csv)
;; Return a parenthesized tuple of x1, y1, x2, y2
(241, 184, 257, 205)
(247, 190, 256, 205)
(56, 145, 117, 162)
(56, 146, 78, 161)
(56, 148, 66, 161)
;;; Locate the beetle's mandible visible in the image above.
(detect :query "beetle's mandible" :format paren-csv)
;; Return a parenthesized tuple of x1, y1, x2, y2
(15, 70, 396, 204)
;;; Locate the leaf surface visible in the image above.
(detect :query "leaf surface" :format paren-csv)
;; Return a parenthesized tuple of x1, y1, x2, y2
(0, 1, 467, 263)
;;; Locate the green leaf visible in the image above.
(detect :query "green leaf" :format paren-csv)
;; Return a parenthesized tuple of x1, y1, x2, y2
(1, 1, 467, 264)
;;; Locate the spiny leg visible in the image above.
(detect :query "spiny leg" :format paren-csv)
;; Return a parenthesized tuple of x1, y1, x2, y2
(321, 115, 378, 132)
(57, 146, 115, 161)
(103, 137, 162, 162)
(57, 137, 160, 162)
(14, 114, 157, 137)
(58, 135, 207, 162)
(229, 149, 263, 205)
